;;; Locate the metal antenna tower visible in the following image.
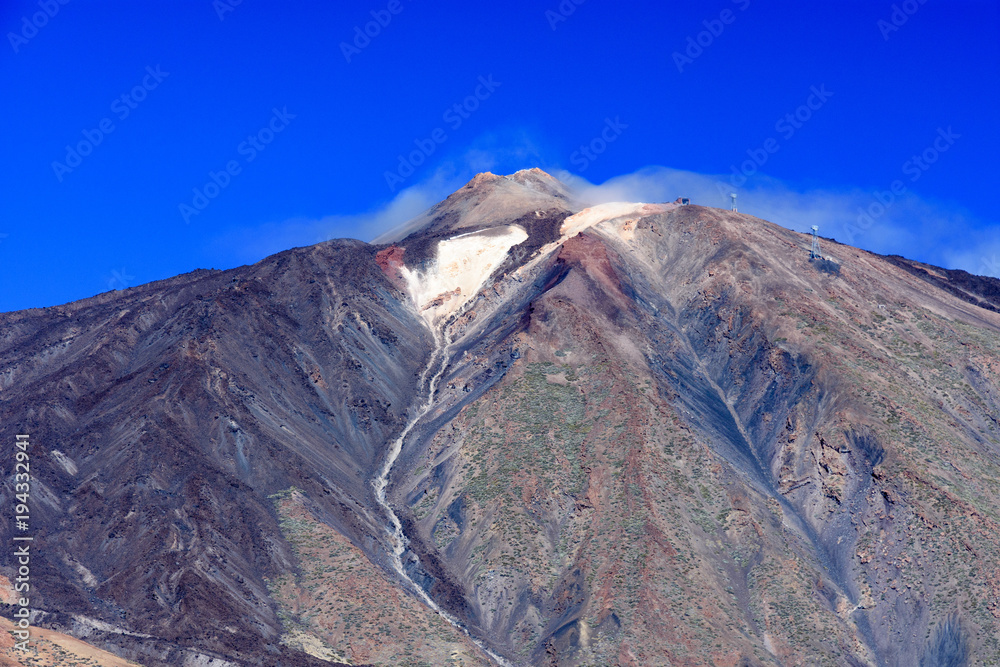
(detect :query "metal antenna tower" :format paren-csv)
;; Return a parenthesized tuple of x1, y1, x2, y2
(730, 193, 738, 212)
(810, 225, 822, 259)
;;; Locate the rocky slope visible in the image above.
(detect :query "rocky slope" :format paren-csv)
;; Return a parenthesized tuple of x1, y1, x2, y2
(0, 613, 142, 667)
(2, 168, 999, 666)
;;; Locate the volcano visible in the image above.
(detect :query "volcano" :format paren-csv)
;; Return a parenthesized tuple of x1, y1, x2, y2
(2, 168, 999, 666)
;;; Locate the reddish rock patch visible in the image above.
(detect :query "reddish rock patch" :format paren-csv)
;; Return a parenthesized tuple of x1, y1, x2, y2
(556, 233, 624, 300)
(375, 245, 407, 287)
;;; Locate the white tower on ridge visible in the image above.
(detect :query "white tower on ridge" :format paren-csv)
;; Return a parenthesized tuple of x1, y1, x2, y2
(810, 225, 822, 259)
(730, 193, 738, 212)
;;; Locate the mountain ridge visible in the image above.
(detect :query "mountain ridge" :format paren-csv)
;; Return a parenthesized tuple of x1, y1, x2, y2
(2, 169, 999, 666)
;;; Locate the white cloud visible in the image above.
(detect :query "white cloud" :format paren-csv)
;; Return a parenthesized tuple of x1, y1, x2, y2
(942, 235, 1000, 278)
(209, 157, 999, 279)
(203, 167, 465, 267)
(206, 134, 552, 265)
(555, 166, 1000, 278)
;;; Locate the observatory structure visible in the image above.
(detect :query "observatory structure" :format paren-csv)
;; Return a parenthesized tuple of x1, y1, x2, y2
(810, 225, 822, 259)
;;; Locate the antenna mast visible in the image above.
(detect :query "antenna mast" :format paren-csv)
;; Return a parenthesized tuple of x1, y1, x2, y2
(730, 193, 738, 212)
(810, 225, 822, 259)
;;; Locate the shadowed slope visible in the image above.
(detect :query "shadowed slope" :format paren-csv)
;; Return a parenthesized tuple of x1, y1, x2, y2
(2, 170, 999, 666)
(0, 241, 431, 665)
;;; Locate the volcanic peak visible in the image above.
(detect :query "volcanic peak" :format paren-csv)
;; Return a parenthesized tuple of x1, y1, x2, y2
(375, 169, 575, 245)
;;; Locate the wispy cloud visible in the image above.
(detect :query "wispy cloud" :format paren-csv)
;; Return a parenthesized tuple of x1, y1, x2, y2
(555, 166, 1000, 278)
(203, 164, 467, 267)
(207, 136, 547, 265)
(209, 157, 999, 279)
(204, 181, 446, 266)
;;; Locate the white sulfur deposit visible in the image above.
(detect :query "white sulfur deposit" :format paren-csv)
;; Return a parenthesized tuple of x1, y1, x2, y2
(401, 202, 666, 328)
(559, 202, 650, 237)
(402, 225, 529, 326)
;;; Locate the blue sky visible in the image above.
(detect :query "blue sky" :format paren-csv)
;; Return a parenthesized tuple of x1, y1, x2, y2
(1, 0, 998, 311)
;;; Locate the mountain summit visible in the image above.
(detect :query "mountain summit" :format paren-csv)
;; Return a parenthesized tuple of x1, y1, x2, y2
(374, 168, 575, 244)
(2, 170, 999, 666)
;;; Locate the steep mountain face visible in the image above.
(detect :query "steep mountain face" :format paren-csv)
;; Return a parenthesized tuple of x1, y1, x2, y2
(2, 169, 999, 666)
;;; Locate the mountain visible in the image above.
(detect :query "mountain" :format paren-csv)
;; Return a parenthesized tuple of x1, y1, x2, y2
(2, 169, 999, 666)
